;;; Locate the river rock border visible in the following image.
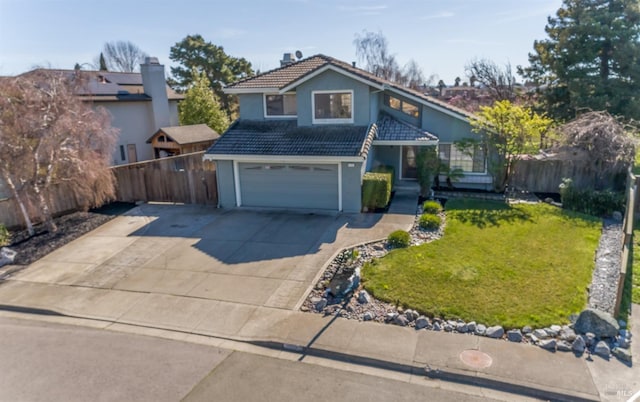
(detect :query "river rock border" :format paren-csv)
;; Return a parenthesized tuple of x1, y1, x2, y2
(300, 197, 632, 362)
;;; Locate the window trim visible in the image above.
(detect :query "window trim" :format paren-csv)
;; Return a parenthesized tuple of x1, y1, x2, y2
(263, 93, 298, 118)
(311, 89, 354, 124)
(384, 94, 420, 118)
(439, 143, 486, 175)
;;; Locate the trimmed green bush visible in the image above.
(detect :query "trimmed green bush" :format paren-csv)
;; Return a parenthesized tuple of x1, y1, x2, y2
(372, 165, 395, 188)
(559, 178, 625, 217)
(419, 213, 441, 230)
(422, 200, 443, 214)
(388, 230, 411, 248)
(0, 223, 9, 247)
(362, 172, 392, 211)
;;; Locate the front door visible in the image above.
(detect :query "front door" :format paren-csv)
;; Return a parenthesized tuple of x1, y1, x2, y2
(401, 146, 418, 179)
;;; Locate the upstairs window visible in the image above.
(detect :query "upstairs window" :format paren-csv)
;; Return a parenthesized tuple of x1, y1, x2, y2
(384, 94, 419, 118)
(439, 143, 485, 173)
(312, 90, 353, 124)
(265, 94, 297, 117)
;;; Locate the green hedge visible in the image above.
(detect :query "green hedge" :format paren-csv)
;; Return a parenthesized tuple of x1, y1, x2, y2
(388, 230, 411, 248)
(559, 178, 625, 217)
(419, 213, 441, 230)
(372, 165, 395, 188)
(422, 200, 443, 214)
(362, 172, 392, 211)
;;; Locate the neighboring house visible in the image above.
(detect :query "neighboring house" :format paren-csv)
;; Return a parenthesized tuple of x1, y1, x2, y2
(204, 54, 492, 213)
(147, 124, 220, 158)
(20, 57, 182, 165)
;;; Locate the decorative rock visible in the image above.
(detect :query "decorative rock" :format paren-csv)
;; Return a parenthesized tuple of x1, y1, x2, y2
(357, 290, 371, 304)
(594, 341, 611, 358)
(574, 309, 620, 338)
(507, 329, 523, 343)
(432, 322, 442, 331)
(456, 323, 469, 333)
(486, 326, 504, 339)
(475, 324, 486, 336)
(560, 327, 577, 342)
(393, 314, 409, 327)
(444, 323, 454, 332)
(522, 326, 532, 334)
(619, 329, 631, 339)
(533, 329, 549, 339)
(313, 297, 327, 312)
(386, 312, 398, 322)
(466, 322, 477, 332)
(405, 309, 419, 322)
(529, 334, 539, 344)
(585, 332, 597, 347)
(616, 335, 631, 349)
(612, 347, 632, 363)
(0, 247, 16, 268)
(571, 335, 587, 353)
(557, 340, 572, 352)
(618, 320, 627, 329)
(540, 339, 557, 351)
(550, 324, 562, 333)
(447, 320, 458, 327)
(363, 311, 375, 321)
(544, 327, 558, 337)
(415, 316, 430, 329)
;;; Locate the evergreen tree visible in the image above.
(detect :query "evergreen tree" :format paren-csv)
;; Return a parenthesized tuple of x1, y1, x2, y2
(169, 34, 253, 119)
(99, 52, 108, 71)
(178, 69, 230, 135)
(519, 0, 640, 122)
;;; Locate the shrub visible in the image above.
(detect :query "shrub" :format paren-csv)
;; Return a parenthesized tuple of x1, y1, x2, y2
(388, 230, 411, 248)
(362, 172, 392, 211)
(0, 223, 9, 247)
(559, 178, 625, 217)
(372, 165, 395, 188)
(422, 200, 443, 214)
(419, 213, 441, 230)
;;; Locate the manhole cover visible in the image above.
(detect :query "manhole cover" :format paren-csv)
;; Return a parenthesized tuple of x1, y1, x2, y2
(459, 350, 492, 369)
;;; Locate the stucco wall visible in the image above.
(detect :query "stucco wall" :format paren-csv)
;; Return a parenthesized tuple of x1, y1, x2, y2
(238, 93, 265, 120)
(342, 161, 363, 213)
(422, 107, 475, 143)
(215, 160, 237, 208)
(370, 145, 400, 180)
(296, 70, 371, 126)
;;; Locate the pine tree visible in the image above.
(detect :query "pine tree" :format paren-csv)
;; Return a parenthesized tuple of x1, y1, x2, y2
(519, 0, 640, 122)
(178, 69, 230, 134)
(99, 52, 108, 71)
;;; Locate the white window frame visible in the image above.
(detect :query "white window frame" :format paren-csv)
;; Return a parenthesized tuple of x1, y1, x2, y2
(311, 89, 354, 124)
(263, 93, 297, 118)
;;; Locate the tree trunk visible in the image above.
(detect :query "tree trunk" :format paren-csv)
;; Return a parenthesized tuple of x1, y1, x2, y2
(33, 183, 56, 233)
(3, 175, 34, 236)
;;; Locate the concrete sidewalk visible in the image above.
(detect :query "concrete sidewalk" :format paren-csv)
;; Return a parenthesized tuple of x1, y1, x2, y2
(0, 199, 637, 401)
(0, 279, 634, 401)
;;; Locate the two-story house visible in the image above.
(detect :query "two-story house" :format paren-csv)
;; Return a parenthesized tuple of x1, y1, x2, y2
(204, 54, 492, 213)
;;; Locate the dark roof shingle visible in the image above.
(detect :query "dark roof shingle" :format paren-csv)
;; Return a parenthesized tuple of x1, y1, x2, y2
(206, 120, 374, 158)
(375, 114, 438, 142)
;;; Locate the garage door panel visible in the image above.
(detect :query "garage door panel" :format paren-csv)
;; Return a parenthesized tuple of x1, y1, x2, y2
(239, 163, 338, 210)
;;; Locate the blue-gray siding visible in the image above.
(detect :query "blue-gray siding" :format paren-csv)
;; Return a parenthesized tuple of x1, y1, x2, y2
(216, 160, 237, 208)
(341, 161, 363, 213)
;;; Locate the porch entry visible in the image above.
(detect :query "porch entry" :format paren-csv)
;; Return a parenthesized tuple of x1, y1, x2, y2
(401, 146, 418, 179)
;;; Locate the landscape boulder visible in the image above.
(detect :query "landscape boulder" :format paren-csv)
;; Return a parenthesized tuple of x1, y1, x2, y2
(0, 247, 16, 268)
(573, 309, 619, 338)
(415, 316, 430, 330)
(485, 326, 504, 339)
(572, 336, 587, 353)
(594, 341, 611, 358)
(507, 329, 523, 343)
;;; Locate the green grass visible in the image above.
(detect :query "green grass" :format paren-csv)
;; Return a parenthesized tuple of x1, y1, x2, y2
(363, 199, 601, 328)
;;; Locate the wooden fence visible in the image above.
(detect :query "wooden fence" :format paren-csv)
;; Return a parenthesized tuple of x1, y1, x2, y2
(615, 171, 639, 316)
(510, 153, 627, 193)
(0, 152, 217, 230)
(112, 152, 217, 205)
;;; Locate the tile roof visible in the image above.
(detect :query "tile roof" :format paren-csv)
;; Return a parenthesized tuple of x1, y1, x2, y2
(206, 120, 374, 158)
(374, 114, 438, 142)
(147, 124, 220, 145)
(18, 69, 183, 101)
(226, 54, 473, 119)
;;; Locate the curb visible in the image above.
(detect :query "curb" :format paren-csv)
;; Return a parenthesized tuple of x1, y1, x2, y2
(0, 305, 600, 402)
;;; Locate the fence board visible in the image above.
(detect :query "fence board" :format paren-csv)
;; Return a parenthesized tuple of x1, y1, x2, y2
(1, 152, 217, 230)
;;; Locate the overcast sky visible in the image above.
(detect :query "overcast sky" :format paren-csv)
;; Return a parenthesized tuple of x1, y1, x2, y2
(0, 0, 562, 84)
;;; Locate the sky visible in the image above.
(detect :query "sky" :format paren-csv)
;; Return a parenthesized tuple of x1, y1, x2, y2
(0, 0, 562, 85)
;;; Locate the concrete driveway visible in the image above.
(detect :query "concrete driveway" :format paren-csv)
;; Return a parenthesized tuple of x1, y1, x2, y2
(8, 202, 414, 311)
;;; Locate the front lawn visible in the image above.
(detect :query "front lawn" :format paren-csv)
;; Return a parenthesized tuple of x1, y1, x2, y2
(362, 199, 601, 328)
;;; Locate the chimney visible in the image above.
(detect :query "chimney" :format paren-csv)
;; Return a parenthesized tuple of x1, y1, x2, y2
(141, 57, 171, 130)
(280, 53, 296, 67)
(352, 61, 356, 68)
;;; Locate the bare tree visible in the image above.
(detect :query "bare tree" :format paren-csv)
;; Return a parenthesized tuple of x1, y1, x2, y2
(0, 71, 118, 235)
(465, 58, 517, 102)
(100, 40, 148, 72)
(400, 59, 426, 90)
(354, 30, 400, 81)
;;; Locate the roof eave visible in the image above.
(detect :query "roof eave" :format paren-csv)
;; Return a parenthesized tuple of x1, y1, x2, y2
(203, 154, 365, 163)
